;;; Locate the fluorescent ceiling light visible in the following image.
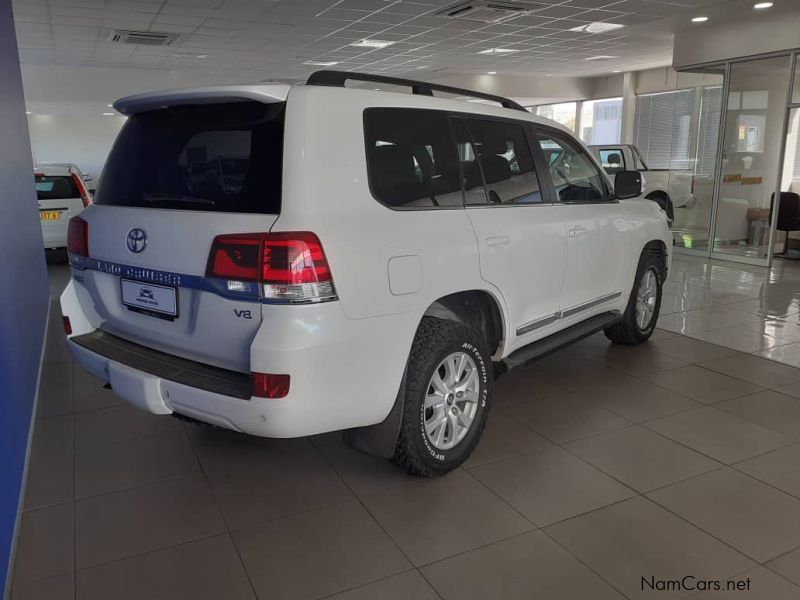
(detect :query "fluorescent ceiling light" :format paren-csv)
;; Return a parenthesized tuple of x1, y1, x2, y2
(691, 16, 708, 22)
(25, 111, 31, 114)
(303, 60, 339, 66)
(487, 71, 497, 74)
(102, 112, 115, 116)
(569, 22, 624, 33)
(477, 48, 519, 55)
(170, 53, 207, 59)
(612, 69, 621, 73)
(754, 2, 773, 8)
(585, 55, 618, 60)
(351, 39, 394, 48)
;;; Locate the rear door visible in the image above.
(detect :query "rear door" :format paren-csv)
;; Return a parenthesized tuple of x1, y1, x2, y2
(533, 129, 630, 318)
(36, 174, 84, 247)
(454, 116, 568, 352)
(73, 99, 285, 372)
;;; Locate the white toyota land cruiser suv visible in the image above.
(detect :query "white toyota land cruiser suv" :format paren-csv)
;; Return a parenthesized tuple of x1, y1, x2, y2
(61, 71, 671, 476)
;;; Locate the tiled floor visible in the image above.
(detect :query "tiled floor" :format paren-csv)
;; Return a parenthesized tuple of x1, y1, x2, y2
(10, 255, 800, 599)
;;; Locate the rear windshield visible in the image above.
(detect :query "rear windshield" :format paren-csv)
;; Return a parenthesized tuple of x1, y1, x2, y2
(35, 175, 79, 200)
(95, 101, 284, 214)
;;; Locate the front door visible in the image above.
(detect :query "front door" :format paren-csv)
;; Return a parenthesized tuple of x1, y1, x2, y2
(452, 116, 568, 352)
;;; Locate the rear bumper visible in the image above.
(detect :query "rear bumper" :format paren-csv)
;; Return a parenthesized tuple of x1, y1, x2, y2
(61, 279, 420, 438)
(41, 224, 68, 249)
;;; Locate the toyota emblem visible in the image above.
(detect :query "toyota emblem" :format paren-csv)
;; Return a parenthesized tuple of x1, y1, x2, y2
(126, 228, 147, 253)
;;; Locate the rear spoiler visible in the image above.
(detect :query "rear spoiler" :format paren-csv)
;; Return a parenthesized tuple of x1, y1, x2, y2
(114, 85, 291, 116)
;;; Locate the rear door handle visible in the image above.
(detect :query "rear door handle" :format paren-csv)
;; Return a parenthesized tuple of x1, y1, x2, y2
(485, 236, 511, 247)
(569, 226, 588, 238)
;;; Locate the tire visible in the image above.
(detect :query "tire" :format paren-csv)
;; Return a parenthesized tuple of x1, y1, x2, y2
(392, 317, 492, 476)
(604, 251, 663, 345)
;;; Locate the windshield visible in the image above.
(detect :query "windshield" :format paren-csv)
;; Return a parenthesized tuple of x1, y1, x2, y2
(94, 101, 285, 214)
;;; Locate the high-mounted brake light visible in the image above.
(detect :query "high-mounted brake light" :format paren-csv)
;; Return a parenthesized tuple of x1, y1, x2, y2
(71, 173, 93, 208)
(206, 232, 337, 304)
(67, 216, 89, 257)
(252, 373, 290, 398)
(62, 316, 72, 335)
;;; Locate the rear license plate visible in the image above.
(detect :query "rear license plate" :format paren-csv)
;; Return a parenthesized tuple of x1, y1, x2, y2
(120, 279, 178, 317)
(39, 211, 61, 221)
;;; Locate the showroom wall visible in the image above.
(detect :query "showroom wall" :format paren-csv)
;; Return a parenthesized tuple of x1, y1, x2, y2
(0, 1, 50, 595)
(28, 113, 127, 182)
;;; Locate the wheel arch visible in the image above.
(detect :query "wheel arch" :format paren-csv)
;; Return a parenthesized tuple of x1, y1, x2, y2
(343, 288, 507, 459)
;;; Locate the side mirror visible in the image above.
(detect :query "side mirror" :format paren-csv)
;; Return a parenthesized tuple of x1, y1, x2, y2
(614, 170, 643, 200)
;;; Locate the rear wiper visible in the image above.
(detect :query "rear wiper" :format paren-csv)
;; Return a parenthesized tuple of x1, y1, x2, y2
(143, 193, 215, 206)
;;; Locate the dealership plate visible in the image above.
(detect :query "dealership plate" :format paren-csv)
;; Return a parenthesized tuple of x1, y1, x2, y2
(39, 211, 61, 221)
(120, 279, 178, 317)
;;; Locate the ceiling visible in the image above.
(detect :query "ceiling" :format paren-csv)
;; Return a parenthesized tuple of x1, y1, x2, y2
(11, 0, 749, 86)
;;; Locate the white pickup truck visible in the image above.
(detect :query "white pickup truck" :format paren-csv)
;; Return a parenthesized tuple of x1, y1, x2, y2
(588, 144, 696, 222)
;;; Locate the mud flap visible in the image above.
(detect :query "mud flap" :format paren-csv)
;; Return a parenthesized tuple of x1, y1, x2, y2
(343, 369, 407, 459)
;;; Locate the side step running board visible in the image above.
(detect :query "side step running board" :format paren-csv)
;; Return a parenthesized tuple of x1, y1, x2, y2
(503, 311, 622, 371)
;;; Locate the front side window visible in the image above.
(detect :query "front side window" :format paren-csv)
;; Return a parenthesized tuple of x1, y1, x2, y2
(598, 149, 626, 175)
(537, 133, 609, 203)
(463, 118, 542, 205)
(364, 108, 462, 209)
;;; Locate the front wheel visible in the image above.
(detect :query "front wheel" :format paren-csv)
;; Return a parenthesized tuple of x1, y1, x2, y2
(392, 317, 491, 476)
(604, 252, 663, 345)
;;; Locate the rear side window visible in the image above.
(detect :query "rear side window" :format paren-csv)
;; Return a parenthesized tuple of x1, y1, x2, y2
(597, 149, 626, 175)
(536, 133, 609, 203)
(364, 108, 462, 209)
(35, 175, 79, 200)
(95, 101, 284, 214)
(464, 118, 542, 205)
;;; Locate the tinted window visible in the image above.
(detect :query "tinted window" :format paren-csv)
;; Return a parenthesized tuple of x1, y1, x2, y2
(598, 149, 626, 175)
(537, 133, 608, 203)
(35, 175, 79, 200)
(95, 101, 284, 214)
(364, 108, 462, 209)
(464, 118, 542, 205)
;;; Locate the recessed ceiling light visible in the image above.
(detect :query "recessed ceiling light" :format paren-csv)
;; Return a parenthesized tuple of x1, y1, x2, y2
(102, 112, 115, 116)
(487, 71, 497, 75)
(351, 39, 394, 48)
(691, 16, 709, 22)
(754, 2, 773, 8)
(585, 55, 619, 60)
(303, 60, 339, 66)
(477, 48, 519, 55)
(569, 22, 624, 33)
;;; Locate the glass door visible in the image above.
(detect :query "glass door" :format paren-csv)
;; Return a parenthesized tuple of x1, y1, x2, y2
(711, 55, 793, 264)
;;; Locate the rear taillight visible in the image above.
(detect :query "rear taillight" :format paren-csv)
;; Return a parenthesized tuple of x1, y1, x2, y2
(206, 232, 337, 304)
(62, 316, 72, 335)
(252, 373, 290, 398)
(67, 216, 88, 257)
(71, 173, 92, 208)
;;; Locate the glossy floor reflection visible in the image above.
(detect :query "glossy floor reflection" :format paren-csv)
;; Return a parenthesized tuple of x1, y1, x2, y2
(11, 256, 800, 599)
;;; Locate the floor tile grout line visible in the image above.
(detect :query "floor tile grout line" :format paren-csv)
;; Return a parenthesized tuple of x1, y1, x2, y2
(537, 526, 635, 600)
(312, 444, 442, 599)
(181, 423, 261, 600)
(641, 491, 786, 567)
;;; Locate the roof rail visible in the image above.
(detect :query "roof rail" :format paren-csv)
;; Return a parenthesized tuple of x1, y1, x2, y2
(306, 70, 528, 113)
